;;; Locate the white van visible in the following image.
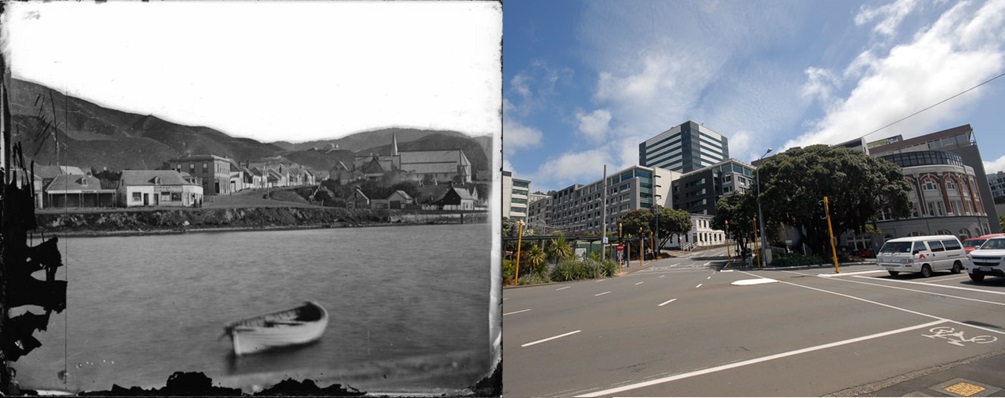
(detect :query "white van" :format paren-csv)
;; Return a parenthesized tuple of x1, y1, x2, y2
(876, 235, 967, 277)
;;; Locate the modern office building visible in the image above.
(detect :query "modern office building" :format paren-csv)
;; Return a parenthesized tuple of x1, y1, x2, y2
(526, 192, 552, 232)
(671, 159, 757, 216)
(502, 170, 530, 221)
(640, 120, 729, 173)
(988, 171, 1005, 199)
(869, 124, 999, 234)
(546, 165, 677, 234)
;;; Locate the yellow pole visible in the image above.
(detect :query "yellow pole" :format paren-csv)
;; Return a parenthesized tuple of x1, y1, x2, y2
(825, 196, 840, 273)
(514, 220, 525, 284)
(639, 227, 644, 268)
(754, 216, 759, 269)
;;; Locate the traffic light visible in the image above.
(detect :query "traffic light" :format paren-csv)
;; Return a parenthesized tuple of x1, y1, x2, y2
(817, 200, 827, 220)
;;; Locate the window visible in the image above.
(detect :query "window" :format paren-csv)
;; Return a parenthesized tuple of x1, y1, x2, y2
(203, 163, 208, 172)
(942, 239, 961, 251)
(923, 180, 938, 191)
(927, 241, 945, 252)
(132, 192, 142, 201)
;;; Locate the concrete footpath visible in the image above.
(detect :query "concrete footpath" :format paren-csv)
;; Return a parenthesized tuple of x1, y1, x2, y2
(835, 349, 1005, 397)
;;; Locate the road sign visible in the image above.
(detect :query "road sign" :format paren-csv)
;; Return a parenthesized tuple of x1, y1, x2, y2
(617, 243, 624, 252)
(603, 237, 609, 244)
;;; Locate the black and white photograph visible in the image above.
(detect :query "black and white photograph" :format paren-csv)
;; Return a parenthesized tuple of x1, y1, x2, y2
(0, 1, 501, 396)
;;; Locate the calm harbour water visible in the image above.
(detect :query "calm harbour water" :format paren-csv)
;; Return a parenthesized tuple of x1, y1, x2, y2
(14, 223, 492, 393)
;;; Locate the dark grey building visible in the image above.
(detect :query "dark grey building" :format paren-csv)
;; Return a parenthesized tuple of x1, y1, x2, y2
(671, 159, 756, 216)
(640, 120, 729, 173)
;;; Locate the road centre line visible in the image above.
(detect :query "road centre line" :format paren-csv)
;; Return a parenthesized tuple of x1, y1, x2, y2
(852, 275, 1005, 296)
(635, 281, 644, 286)
(595, 291, 611, 297)
(824, 276, 1005, 307)
(522, 330, 582, 348)
(503, 309, 531, 316)
(658, 298, 677, 307)
(707, 276, 712, 280)
(695, 284, 702, 288)
(574, 320, 945, 397)
(556, 286, 570, 291)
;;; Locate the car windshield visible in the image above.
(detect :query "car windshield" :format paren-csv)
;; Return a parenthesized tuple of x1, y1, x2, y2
(879, 241, 913, 253)
(979, 238, 1005, 250)
(963, 239, 985, 248)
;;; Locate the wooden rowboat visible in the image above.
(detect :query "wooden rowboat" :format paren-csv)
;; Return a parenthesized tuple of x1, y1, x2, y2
(223, 301, 328, 356)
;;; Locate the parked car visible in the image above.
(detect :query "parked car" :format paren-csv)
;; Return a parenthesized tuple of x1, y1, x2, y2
(962, 233, 1005, 253)
(876, 235, 967, 277)
(964, 236, 1005, 282)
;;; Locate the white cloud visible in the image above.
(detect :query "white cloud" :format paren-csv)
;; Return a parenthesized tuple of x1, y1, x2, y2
(528, 147, 615, 191)
(985, 155, 1005, 174)
(787, 0, 1005, 149)
(595, 54, 680, 107)
(575, 109, 612, 141)
(502, 117, 543, 154)
(502, 158, 515, 174)
(801, 67, 840, 105)
(855, 0, 919, 37)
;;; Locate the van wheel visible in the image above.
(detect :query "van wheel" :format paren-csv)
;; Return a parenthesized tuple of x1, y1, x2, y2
(951, 261, 962, 274)
(969, 272, 985, 282)
(920, 264, 933, 278)
(888, 271, 899, 277)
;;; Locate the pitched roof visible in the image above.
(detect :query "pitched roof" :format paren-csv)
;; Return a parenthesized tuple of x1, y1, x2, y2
(121, 170, 193, 186)
(170, 154, 232, 162)
(388, 190, 413, 201)
(33, 165, 86, 179)
(399, 150, 471, 174)
(45, 175, 115, 193)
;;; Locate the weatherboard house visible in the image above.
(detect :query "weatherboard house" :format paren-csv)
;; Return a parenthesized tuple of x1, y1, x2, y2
(119, 170, 204, 208)
(168, 154, 235, 195)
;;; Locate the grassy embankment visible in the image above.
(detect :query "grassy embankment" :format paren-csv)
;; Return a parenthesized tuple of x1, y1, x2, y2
(35, 186, 486, 236)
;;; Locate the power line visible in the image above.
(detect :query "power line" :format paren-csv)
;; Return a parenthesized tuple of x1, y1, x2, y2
(862, 70, 1005, 139)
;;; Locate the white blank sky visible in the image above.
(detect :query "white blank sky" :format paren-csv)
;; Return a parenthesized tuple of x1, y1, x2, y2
(4, 1, 502, 143)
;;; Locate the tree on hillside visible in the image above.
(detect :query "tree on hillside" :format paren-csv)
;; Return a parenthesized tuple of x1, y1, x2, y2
(755, 145, 912, 256)
(711, 192, 756, 260)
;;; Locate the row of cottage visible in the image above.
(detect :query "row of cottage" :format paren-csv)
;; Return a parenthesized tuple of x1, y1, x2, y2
(28, 154, 318, 209)
(29, 153, 483, 211)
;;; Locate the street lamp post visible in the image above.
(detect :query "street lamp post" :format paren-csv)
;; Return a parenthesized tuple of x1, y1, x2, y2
(756, 148, 772, 269)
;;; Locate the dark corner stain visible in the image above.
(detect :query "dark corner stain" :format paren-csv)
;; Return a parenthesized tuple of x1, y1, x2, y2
(470, 360, 501, 397)
(21, 371, 370, 397)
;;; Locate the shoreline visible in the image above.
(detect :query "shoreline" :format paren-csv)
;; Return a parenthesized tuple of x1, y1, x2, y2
(34, 219, 489, 238)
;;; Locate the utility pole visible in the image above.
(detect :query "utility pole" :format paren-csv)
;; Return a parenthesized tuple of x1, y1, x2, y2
(824, 196, 840, 274)
(601, 165, 607, 262)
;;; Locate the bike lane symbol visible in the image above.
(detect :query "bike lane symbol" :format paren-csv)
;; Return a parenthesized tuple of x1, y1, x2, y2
(922, 326, 998, 347)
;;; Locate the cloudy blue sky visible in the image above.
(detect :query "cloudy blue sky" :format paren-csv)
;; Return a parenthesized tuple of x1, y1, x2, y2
(504, 0, 1005, 193)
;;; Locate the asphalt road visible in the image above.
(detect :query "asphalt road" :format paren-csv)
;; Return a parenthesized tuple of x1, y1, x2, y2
(503, 247, 1005, 397)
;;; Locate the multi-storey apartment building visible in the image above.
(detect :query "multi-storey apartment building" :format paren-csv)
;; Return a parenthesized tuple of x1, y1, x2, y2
(546, 165, 676, 234)
(640, 120, 729, 173)
(502, 170, 530, 221)
(527, 191, 552, 231)
(671, 159, 757, 216)
(987, 171, 1005, 199)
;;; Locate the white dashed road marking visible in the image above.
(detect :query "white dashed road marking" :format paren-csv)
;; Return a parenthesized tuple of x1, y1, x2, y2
(522, 330, 582, 348)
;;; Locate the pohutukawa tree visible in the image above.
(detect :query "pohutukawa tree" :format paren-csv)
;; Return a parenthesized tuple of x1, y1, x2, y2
(711, 192, 756, 260)
(618, 207, 692, 255)
(754, 144, 913, 256)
